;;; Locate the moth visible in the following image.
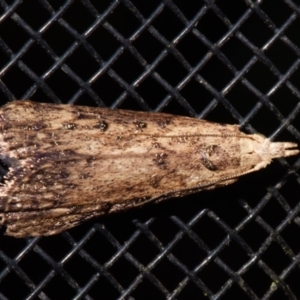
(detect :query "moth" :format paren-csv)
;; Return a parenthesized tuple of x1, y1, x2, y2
(0, 101, 298, 237)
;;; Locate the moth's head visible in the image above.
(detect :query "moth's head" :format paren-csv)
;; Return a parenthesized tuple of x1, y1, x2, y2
(240, 135, 299, 170)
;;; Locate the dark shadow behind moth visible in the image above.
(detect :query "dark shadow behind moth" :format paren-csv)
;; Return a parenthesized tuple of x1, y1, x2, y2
(0, 101, 298, 237)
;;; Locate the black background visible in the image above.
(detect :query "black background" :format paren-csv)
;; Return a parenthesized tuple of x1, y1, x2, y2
(0, 0, 299, 299)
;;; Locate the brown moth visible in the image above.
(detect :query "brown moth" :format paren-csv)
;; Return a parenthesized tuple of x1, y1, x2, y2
(0, 101, 298, 237)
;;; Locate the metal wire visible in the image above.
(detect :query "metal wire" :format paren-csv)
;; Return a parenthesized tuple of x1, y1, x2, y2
(0, 0, 299, 299)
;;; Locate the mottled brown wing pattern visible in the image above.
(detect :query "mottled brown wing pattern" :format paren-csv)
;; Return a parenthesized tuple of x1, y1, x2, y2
(0, 101, 297, 237)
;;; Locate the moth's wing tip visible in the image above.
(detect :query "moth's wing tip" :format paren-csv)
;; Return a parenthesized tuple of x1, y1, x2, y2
(0, 213, 10, 237)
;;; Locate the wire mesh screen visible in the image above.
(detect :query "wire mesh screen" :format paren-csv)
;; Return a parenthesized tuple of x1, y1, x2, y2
(0, 0, 299, 299)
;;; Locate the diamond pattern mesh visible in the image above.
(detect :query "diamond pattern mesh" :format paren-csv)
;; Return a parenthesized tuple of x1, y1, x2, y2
(0, 0, 299, 299)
